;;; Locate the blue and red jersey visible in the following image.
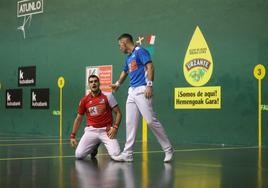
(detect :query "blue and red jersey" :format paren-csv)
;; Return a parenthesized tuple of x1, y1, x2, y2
(123, 46, 152, 87)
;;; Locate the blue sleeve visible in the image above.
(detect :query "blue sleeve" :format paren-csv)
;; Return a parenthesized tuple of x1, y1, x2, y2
(137, 48, 151, 65)
(123, 59, 129, 72)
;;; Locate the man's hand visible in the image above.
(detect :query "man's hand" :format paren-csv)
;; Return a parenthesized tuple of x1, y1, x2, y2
(144, 86, 153, 99)
(107, 127, 118, 139)
(110, 83, 120, 92)
(70, 138, 77, 148)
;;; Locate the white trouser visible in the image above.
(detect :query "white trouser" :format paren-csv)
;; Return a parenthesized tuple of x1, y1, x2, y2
(122, 85, 172, 157)
(75, 126, 120, 159)
(75, 160, 134, 188)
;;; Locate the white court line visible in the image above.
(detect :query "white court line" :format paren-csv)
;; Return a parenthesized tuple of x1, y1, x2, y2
(0, 138, 70, 142)
(135, 145, 259, 154)
(0, 142, 70, 147)
(0, 134, 58, 138)
(0, 145, 259, 161)
(0, 138, 143, 142)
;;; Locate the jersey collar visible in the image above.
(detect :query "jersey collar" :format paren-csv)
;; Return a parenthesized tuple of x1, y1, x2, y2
(89, 90, 102, 98)
(128, 45, 138, 56)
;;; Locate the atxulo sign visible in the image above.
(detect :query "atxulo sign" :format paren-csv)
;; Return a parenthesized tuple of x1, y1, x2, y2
(17, 0, 44, 38)
(17, 0, 43, 17)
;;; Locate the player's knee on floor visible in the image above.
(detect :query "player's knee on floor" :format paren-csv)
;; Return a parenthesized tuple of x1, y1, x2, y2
(75, 150, 87, 160)
(109, 148, 120, 157)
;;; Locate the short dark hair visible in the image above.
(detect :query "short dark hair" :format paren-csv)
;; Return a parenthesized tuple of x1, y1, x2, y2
(118, 33, 134, 43)
(88, 74, 100, 82)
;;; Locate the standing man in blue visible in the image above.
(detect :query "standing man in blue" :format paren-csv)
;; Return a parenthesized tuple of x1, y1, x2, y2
(111, 33, 174, 162)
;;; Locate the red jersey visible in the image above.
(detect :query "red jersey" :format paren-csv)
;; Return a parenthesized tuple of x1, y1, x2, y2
(77, 92, 117, 128)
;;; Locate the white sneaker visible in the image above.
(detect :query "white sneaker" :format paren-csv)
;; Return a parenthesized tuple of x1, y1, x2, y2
(164, 149, 174, 163)
(112, 153, 133, 162)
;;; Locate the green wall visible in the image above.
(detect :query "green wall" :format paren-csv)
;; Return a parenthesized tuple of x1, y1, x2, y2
(0, 0, 268, 146)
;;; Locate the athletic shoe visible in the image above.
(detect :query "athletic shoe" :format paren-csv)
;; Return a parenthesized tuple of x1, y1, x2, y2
(91, 143, 100, 159)
(111, 153, 133, 162)
(164, 149, 174, 163)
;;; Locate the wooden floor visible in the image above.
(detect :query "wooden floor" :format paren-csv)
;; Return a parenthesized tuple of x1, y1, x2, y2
(0, 136, 267, 188)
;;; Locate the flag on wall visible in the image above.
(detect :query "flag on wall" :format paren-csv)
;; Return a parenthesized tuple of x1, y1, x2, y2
(135, 33, 156, 56)
(147, 34, 156, 45)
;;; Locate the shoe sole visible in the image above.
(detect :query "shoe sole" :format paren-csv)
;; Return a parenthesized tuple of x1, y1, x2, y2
(163, 151, 174, 163)
(164, 159, 172, 163)
(112, 159, 133, 162)
(111, 157, 133, 162)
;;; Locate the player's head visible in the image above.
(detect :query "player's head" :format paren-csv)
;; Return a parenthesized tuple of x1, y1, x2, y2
(88, 75, 100, 93)
(118, 33, 134, 54)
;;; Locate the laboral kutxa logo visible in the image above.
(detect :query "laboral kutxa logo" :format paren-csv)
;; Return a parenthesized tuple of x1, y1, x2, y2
(31, 88, 49, 109)
(18, 66, 36, 86)
(6, 89, 23, 108)
(183, 26, 213, 87)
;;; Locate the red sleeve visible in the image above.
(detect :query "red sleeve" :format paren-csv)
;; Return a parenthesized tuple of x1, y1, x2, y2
(77, 97, 86, 115)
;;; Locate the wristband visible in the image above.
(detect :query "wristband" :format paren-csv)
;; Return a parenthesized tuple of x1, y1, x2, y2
(70, 132, 76, 139)
(146, 81, 153, 87)
(115, 81, 121, 87)
(113, 124, 119, 129)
